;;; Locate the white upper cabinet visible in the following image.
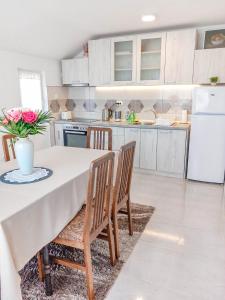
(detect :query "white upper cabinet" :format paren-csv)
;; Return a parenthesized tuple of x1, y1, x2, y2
(111, 36, 137, 84)
(193, 48, 225, 84)
(137, 33, 166, 85)
(157, 129, 187, 176)
(88, 39, 111, 86)
(165, 29, 197, 84)
(140, 129, 157, 170)
(62, 57, 89, 85)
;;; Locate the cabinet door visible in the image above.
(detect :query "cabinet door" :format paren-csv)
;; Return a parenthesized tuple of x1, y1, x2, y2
(140, 129, 157, 170)
(54, 124, 64, 146)
(72, 57, 89, 84)
(111, 36, 137, 84)
(137, 33, 166, 85)
(62, 58, 88, 85)
(157, 129, 187, 175)
(124, 128, 140, 168)
(165, 29, 196, 84)
(111, 127, 125, 151)
(88, 39, 111, 86)
(193, 49, 225, 84)
(62, 59, 74, 85)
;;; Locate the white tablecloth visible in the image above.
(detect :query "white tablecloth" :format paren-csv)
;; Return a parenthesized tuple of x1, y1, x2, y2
(0, 146, 109, 300)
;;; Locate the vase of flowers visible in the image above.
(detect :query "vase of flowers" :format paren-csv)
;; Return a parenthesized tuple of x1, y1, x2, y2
(0, 108, 52, 175)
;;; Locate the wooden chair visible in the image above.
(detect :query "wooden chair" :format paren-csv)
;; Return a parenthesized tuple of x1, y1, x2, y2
(39, 152, 116, 300)
(86, 127, 112, 150)
(112, 141, 136, 259)
(2, 134, 16, 161)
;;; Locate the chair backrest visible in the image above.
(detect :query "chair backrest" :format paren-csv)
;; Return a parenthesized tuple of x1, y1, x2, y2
(86, 127, 112, 151)
(113, 141, 136, 210)
(84, 151, 115, 241)
(2, 134, 16, 161)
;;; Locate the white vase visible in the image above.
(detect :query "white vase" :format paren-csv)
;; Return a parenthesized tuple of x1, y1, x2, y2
(15, 138, 34, 175)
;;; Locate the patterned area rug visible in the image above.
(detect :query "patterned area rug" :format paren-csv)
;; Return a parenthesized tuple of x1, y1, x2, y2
(20, 203, 155, 300)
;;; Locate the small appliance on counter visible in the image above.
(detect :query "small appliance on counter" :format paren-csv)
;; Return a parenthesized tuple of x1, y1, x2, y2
(61, 111, 72, 120)
(114, 101, 123, 122)
(102, 108, 112, 121)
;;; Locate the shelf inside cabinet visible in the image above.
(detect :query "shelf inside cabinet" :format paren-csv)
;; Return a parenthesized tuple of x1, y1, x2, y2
(115, 51, 132, 56)
(141, 50, 161, 54)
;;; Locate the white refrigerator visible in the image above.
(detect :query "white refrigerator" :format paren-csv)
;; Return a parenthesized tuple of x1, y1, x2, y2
(187, 87, 225, 183)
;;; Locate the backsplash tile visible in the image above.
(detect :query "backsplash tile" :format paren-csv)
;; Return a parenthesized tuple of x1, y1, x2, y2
(128, 100, 144, 113)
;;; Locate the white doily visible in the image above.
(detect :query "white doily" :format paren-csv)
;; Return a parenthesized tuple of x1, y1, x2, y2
(2, 167, 52, 184)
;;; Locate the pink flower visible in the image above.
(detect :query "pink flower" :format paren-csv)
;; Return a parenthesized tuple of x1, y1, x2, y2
(2, 118, 9, 125)
(22, 111, 38, 124)
(6, 108, 22, 123)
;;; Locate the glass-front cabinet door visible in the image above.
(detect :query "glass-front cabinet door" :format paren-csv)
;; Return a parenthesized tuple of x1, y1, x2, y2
(111, 36, 137, 84)
(137, 33, 166, 84)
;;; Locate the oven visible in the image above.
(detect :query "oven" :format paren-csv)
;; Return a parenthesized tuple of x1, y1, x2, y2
(63, 124, 88, 148)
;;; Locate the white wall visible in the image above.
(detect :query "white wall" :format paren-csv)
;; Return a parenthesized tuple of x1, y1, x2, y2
(0, 50, 61, 109)
(0, 50, 61, 160)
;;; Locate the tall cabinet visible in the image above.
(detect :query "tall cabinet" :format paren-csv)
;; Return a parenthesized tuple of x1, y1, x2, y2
(164, 29, 196, 84)
(88, 39, 111, 86)
(137, 33, 166, 84)
(111, 36, 137, 84)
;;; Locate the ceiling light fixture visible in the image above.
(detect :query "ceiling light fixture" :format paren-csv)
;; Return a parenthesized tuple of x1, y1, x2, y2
(141, 14, 156, 22)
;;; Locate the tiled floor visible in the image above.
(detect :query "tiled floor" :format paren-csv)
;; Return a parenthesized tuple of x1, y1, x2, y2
(106, 173, 225, 300)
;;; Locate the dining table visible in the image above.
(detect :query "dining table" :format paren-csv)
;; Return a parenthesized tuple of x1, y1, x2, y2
(0, 146, 110, 300)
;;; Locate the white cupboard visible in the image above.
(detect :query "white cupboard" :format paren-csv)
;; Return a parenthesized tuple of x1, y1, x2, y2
(140, 129, 157, 170)
(124, 128, 140, 168)
(165, 29, 196, 84)
(54, 123, 64, 146)
(111, 36, 137, 84)
(62, 57, 89, 85)
(88, 39, 111, 86)
(193, 48, 225, 84)
(137, 33, 166, 84)
(157, 129, 187, 176)
(110, 127, 125, 151)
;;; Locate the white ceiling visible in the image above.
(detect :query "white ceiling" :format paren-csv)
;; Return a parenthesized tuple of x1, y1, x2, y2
(0, 0, 225, 60)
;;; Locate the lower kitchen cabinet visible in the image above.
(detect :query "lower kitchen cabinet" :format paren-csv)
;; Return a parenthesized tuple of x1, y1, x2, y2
(157, 129, 187, 176)
(124, 128, 140, 168)
(110, 127, 125, 151)
(140, 129, 157, 170)
(54, 123, 64, 146)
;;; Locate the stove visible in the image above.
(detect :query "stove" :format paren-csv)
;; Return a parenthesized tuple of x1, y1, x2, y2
(70, 118, 99, 123)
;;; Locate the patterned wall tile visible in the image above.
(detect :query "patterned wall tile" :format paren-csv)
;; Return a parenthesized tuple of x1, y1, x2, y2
(49, 100, 60, 113)
(128, 100, 144, 113)
(83, 100, 97, 112)
(65, 99, 76, 111)
(181, 99, 192, 113)
(105, 100, 117, 111)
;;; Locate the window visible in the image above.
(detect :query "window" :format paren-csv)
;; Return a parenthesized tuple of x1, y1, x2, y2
(19, 70, 44, 110)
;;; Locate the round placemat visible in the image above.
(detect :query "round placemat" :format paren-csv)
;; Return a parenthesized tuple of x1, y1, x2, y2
(0, 167, 53, 184)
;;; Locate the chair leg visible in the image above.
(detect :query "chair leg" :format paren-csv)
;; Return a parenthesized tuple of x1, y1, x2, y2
(37, 251, 45, 282)
(112, 212, 120, 259)
(127, 196, 133, 236)
(106, 222, 116, 266)
(84, 244, 95, 300)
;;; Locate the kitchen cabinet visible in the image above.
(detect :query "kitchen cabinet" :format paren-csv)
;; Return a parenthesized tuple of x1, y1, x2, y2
(140, 129, 157, 170)
(193, 48, 225, 84)
(137, 33, 166, 84)
(124, 128, 140, 168)
(62, 57, 89, 85)
(111, 36, 137, 84)
(88, 39, 111, 86)
(54, 123, 64, 146)
(165, 29, 196, 84)
(157, 129, 187, 176)
(110, 127, 125, 151)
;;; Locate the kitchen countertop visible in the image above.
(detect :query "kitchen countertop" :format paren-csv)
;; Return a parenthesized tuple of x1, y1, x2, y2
(54, 119, 190, 130)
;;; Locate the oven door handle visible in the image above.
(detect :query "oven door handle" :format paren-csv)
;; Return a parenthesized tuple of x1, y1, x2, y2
(64, 130, 87, 135)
